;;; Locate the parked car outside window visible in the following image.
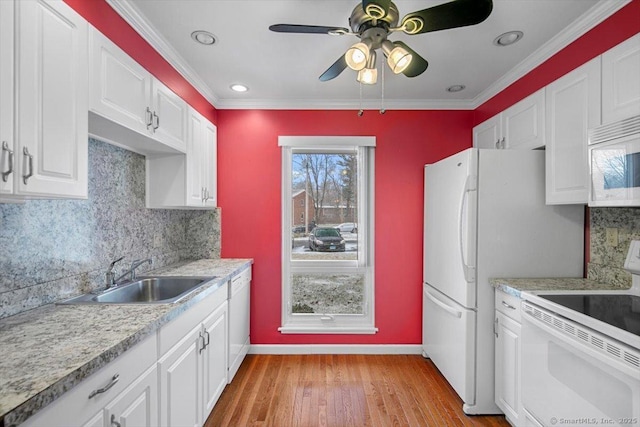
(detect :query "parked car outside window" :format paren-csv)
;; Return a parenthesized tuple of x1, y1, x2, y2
(308, 227, 346, 252)
(335, 222, 357, 233)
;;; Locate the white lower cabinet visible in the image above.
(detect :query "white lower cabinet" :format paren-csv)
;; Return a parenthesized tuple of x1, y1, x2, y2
(20, 335, 158, 427)
(494, 290, 522, 427)
(158, 283, 229, 427)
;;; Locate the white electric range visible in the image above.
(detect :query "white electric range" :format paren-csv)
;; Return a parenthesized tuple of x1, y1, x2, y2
(519, 240, 640, 427)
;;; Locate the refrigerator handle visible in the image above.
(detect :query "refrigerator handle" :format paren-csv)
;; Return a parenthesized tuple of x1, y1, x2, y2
(459, 175, 477, 283)
(425, 289, 462, 318)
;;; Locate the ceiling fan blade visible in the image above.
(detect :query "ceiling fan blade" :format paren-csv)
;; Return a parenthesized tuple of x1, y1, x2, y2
(362, 0, 392, 19)
(269, 24, 349, 35)
(319, 55, 348, 82)
(400, 0, 492, 35)
(394, 41, 428, 78)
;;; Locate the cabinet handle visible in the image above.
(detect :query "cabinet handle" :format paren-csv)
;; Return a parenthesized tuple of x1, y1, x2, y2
(495, 139, 500, 149)
(500, 137, 505, 149)
(494, 317, 499, 338)
(1, 141, 14, 182)
(501, 300, 516, 310)
(88, 374, 119, 399)
(153, 112, 160, 130)
(199, 331, 206, 354)
(204, 329, 210, 348)
(110, 414, 122, 427)
(146, 107, 153, 130)
(22, 147, 33, 185)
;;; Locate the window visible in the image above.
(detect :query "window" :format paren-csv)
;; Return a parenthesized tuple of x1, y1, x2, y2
(279, 136, 376, 334)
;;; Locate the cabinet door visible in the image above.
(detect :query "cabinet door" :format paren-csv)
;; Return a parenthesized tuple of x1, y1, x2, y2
(201, 301, 228, 422)
(158, 323, 202, 427)
(16, 0, 88, 198)
(151, 79, 188, 152)
(0, 0, 14, 195)
(502, 89, 545, 150)
(545, 57, 601, 204)
(186, 109, 205, 206)
(202, 120, 217, 207)
(473, 114, 502, 149)
(105, 364, 158, 427)
(228, 270, 250, 383)
(602, 33, 640, 124)
(495, 311, 521, 425)
(89, 28, 152, 137)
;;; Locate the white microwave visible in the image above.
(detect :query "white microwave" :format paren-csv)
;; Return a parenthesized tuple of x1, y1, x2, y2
(589, 115, 640, 207)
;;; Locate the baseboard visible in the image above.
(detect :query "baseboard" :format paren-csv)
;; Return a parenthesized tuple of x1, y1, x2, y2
(248, 344, 423, 355)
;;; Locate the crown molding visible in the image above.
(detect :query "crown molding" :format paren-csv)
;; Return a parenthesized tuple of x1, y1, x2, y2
(215, 97, 475, 110)
(106, 0, 629, 111)
(106, 0, 219, 106)
(469, 0, 631, 109)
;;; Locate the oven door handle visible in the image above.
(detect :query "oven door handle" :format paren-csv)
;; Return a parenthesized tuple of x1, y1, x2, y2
(522, 308, 638, 378)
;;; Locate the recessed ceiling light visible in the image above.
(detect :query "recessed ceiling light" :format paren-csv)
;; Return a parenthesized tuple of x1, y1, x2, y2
(493, 31, 524, 47)
(191, 30, 216, 46)
(230, 84, 248, 93)
(446, 85, 466, 93)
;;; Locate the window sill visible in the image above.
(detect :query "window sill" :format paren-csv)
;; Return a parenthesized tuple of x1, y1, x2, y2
(278, 326, 379, 335)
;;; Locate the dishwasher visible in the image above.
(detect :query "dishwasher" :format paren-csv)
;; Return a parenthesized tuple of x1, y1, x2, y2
(228, 268, 251, 383)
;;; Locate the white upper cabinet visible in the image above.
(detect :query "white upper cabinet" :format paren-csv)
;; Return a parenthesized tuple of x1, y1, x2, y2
(0, 1, 14, 196)
(146, 107, 217, 209)
(88, 27, 187, 154)
(502, 89, 545, 150)
(545, 57, 601, 205)
(1, 0, 88, 201)
(473, 89, 545, 150)
(151, 78, 188, 152)
(602, 33, 640, 124)
(473, 114, 502, 149)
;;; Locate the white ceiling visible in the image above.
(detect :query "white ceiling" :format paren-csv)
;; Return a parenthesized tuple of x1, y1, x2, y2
(112, 0, 627, 110)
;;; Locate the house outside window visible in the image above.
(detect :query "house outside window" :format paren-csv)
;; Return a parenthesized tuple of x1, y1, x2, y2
(279, 136, 376, 334)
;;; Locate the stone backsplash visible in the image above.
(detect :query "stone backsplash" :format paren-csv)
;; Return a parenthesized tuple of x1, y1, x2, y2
(0, 139, 220, 319)
(588, 207, 640, 288)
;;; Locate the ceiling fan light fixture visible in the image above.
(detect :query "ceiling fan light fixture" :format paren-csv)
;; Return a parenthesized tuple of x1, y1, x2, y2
(382, 41, 412, 74)
(345, 40, 371, 71)
(357, 67, 378, 85)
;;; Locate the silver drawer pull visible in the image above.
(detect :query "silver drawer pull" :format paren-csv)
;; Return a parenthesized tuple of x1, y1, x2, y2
(501, 300, 516, 310)
(2, 141, 13, 182)
(88, 374, 119, 399)
(22, 147, 33, 185)
(111, 414, 121, 427)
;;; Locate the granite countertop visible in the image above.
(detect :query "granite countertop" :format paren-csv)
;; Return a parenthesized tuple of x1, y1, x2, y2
(0, 258, 252, 427)
(490, 277, 626, 298)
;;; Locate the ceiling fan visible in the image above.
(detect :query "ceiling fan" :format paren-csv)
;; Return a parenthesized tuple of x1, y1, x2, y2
(269, 0, 493, 85)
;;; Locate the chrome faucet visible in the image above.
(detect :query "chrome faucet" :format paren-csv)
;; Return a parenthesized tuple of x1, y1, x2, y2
(105, 256, 124, 288)
(106, 258, 153, 288)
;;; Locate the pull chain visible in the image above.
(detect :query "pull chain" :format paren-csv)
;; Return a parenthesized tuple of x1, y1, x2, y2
(358, 81, 364, 116)
(380, 61, 385, 114)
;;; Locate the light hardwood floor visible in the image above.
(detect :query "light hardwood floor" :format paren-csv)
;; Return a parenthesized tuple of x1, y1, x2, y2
(206, 354, 510, 427)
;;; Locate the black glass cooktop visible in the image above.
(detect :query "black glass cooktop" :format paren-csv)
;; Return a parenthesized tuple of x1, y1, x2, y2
(539, 294, 640, 337)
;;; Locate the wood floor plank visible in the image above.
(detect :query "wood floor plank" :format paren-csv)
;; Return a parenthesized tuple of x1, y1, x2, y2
(205, 354, 510, 427)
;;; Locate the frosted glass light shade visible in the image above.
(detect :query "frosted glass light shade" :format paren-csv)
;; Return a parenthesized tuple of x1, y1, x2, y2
(345, 42, 370, 71)
(357, 68, 377, 85)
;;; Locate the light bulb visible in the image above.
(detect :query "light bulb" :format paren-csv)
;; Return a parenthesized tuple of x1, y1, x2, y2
(345, 41, 371, 71)
(357, 68, 378, 85)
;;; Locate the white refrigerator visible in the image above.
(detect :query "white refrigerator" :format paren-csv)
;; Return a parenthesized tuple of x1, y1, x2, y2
(423, 148, 584, 414)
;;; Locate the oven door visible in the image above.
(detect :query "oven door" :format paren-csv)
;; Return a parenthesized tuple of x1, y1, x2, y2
(589, 134, 640, 206)
(521, 302, 640, 427)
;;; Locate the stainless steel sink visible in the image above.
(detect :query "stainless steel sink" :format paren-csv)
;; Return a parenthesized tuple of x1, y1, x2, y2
(59, 276, 216, 304)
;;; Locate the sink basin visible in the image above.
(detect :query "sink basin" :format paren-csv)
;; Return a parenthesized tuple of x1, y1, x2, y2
(59, 276, 216, 304)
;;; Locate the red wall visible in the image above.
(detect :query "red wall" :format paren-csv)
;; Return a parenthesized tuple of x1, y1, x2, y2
(218, 110, 472, 344)
(64, 0, 218, 125)
(474, 0, 640, 125)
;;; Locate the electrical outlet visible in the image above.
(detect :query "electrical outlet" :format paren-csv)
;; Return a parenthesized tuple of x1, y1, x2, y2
(153, 233, 163, 248)
(605, 228, 618, 247)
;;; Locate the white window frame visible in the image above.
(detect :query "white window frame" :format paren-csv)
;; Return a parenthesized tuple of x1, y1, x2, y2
(279, 136, 377, 334)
